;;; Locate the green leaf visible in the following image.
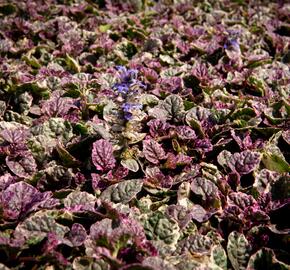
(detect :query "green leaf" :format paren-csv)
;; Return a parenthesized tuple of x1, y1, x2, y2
(201, 162, 222, 184)
(73, 257, 110, 270)
(211, 245, 228, 270)
(160, 94, 184, 121)
(27, 134, 55, 163)
(159, 54, 175, 65)
(15, 210, 69, 243)
(0, 3, 17, 15)
(121, 158, 139, 172)
(262, 152, 290, 173)
(143, 257, 176, 270)
(66, 54, 81, 73)
(185, 106, 211, 136)
(175, 234, 213, 256)
(253, 169, 280, 194)
(64, 191, 96, 212)
(31, 117, 73, 143)
(22, 55, 41, 69)
(247, 248, 289, 270)
(143, 211, 180, 245)
(100, 179, 143, 204)
(115, 40, 138, 60)
(227, 231, 251, 270)
(140, 94, 159, 106)
(56, 143, 81, 167)
(247, 76, 265, 96)
(99, 24, 111, 33)
(230, 108, 256, 121)
(261, 132, 289, 172)
(175, 260, 201, 270)
(246, 56, 272, 69)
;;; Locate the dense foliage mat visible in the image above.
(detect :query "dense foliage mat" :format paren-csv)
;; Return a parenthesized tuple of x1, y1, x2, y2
(0, 0, 289, 269)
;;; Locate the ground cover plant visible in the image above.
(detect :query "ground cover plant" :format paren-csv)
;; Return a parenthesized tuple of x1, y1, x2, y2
(0, 0, 289, 269)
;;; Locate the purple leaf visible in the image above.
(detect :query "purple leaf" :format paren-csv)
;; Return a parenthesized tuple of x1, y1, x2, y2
(166, 205, 192, 228)
(147, 119, 171, 138)
(0, 127, 29, 144)
(41, 90, 76, 117)
(191, 177, 219, 202)
(228, 151, 261, 175)
(1, 181, 58, 220)
(176, 126, 197, 140)
(227, 192, 256, 210)
(68, 223, 87, 247)
(1, 181, 38, 220)
(191, 204, 211, 223)
(165, 153, 191, 169)
(6, 152, 37, 178)
(92, 139, 116, 171)
(194, 139, 213, 152)
(0, 173, 16, 191)
(145, 168, 173, 189)
(218, 150, 261, 175)
(106, 166, 129, 181)
(143, 139, 167, 164)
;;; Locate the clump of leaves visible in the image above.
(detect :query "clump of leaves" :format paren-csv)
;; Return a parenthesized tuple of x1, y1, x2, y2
(0, 0, 289, 269)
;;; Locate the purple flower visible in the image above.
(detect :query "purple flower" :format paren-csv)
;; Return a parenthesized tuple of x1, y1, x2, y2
(224, 39, 240, 50)
(121, 103, 143, 120)
(124, 111, 133, 120)
(113, 66, 146, 98)
(113, 83, 130, 94)
(121, 103, 142, 112)
(224, 29, 241, 51)
(115, 66, 138, 83)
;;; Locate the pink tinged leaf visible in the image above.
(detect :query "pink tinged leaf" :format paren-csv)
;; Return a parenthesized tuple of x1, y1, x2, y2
(92, 139, 116, 171)
(227, 192, 257, 209)
(142, 67, 158, 83)
(176, 126, 196, 140)
(176, 154, 192, 165)
(165, 153, 177, 169)
(143, 139, 167, 164)
(41, 90, 76, 117)
(176, 39, 191, 54)
(64, 191, 97, 212)
(74, 172, 86, 186)
(43, 233, 60, 252)
(0, 173, 16, 191)
(231, 130, 253, 151)
(165, 153, 192, 169)
(192, 62, 209, 82)
(28, 192, 60, 213)
(106, 166, 129, 181)
(228, 151, 261, 175)
(147, 119, 171, 138)
(1, 182, 42, 220)
(69, 223, 87, 247)
(91, 173, 101, 190)
(191, 204, 211, 223)
(194, 139, 213, 152)
(0, 128, 29, 144)
(6, 152, 37, 178)
(145, 167, 173, 188)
